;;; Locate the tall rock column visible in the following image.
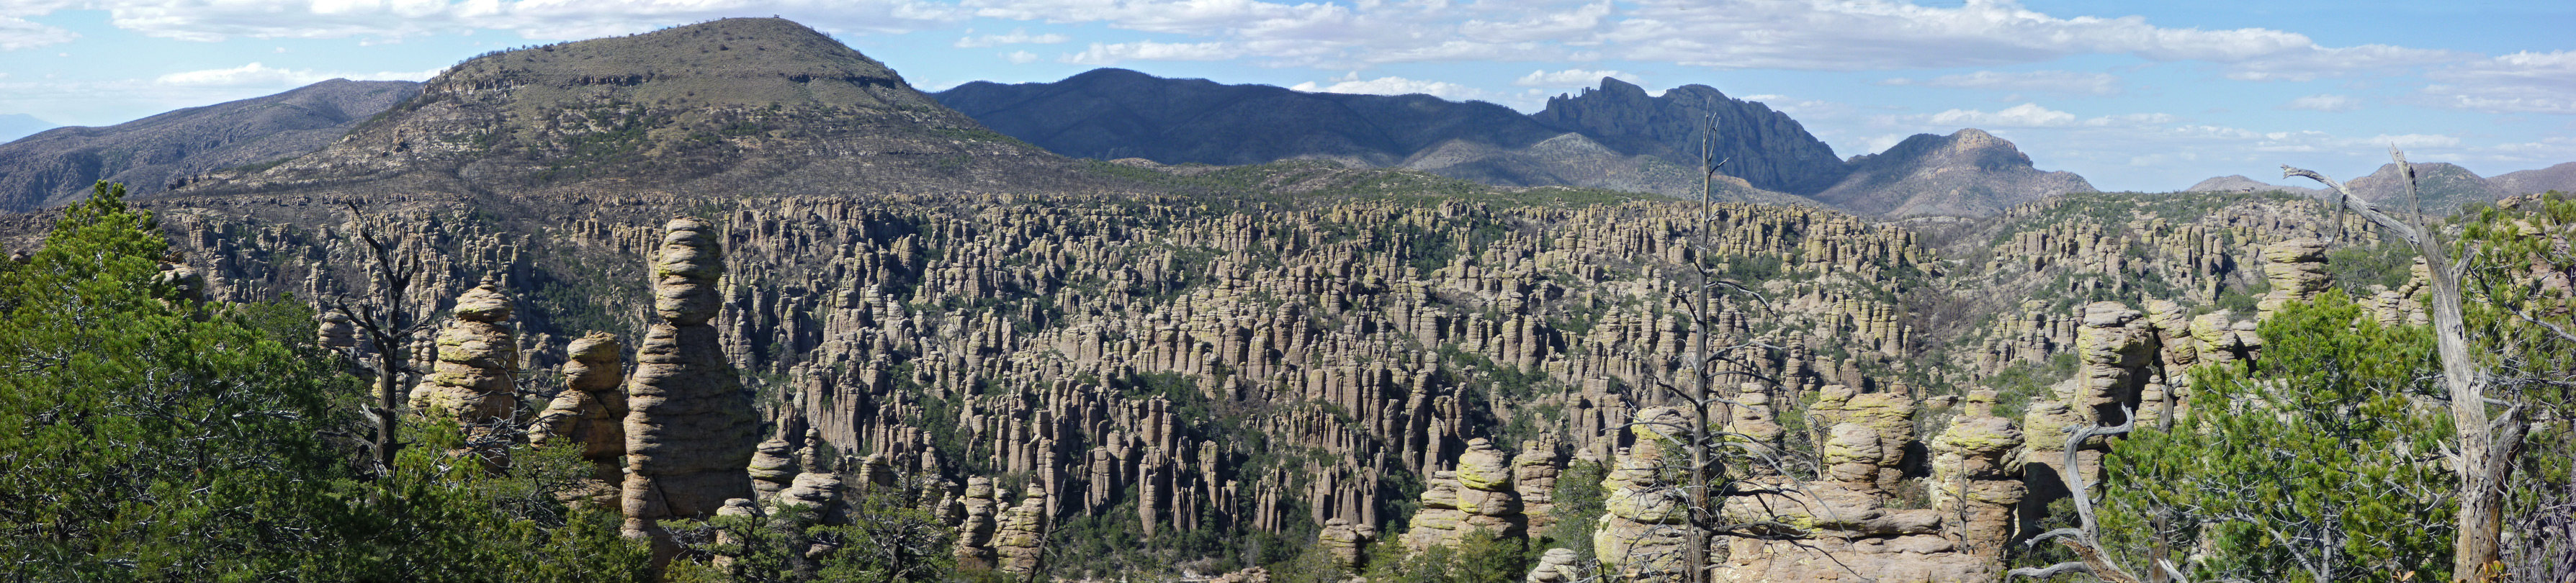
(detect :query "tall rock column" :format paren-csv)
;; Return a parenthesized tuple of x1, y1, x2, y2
(995, 486, 1050, 575)
(621, 217, 761, 552)
(1931, 389, 2024, 559)
(421, 282, 518, 464)
(531, 332, 627, 492)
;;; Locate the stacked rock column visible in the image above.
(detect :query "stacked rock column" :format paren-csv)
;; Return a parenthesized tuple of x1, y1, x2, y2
(531, 332, 627, 492)
(422, 282, 519, 466)
(621, 217, 762, 561)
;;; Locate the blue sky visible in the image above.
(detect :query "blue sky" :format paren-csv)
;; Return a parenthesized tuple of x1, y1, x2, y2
(1, 0, 2570, 191)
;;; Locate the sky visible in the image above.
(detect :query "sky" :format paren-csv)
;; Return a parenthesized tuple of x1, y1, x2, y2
(0, 0, 2570, 192)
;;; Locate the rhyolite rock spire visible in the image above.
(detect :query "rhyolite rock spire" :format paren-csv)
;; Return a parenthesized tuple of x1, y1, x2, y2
(421, 281, 519, 462)
(621, 217, 761, 555)
(531, 332, 628, 491)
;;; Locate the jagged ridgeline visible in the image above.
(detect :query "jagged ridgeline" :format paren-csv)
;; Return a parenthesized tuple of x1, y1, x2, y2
(24, 16, 2436, 582)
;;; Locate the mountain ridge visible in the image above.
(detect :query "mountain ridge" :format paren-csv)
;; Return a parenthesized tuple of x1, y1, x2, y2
(0, 79, 419, 212)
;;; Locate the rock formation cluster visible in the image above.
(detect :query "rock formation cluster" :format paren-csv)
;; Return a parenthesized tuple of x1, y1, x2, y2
(113, 181, 2376, 581)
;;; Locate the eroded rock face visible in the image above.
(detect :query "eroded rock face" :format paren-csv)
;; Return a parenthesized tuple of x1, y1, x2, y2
(2258, 238, 2330, 318)
(953, 477, 1000, 569)
(1594, 408, 1689, 583)
(621, 217, 760, 553)
(995, 486, 1049, 574)
(420, 282, 519, 460)
(1931, 389, 2023, 558)
(1317, 518, 1378, 572)
(531, 332, 627, 489)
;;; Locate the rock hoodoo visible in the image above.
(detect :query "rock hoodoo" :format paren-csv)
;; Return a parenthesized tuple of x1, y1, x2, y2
(531, 332, 628, 489)
(419, 281, 519, 462)
(620, 217, 760, 554)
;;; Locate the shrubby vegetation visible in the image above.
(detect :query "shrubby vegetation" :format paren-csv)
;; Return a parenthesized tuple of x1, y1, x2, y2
(2101, 292, 2454, 583)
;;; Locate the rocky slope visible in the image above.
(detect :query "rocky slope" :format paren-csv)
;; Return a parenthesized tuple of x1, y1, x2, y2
(0, 79, 418, 212)
(935, 68, 1563, 168)
(1813, 129, 2097, 217)
(169, 17, 1108, 203)
(2493, 161, 2576, 198)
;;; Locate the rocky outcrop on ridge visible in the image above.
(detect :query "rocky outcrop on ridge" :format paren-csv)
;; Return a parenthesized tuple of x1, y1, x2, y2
(1531, 78, 1851, 195)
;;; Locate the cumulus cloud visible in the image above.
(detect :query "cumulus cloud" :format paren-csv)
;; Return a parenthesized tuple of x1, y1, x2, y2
(955, 28, 1069, 48)
(1059, 41, 1240, 65)
(1514, 68, 1628, 87)
(1291, 73, 1491, 101)
(1926, 103, 2078, 127)
(156, 63, 443, 87)
(1004, 50, 1038, 64)
(2284, 94, 2361, 112)
(1882, 71, 2121, 95)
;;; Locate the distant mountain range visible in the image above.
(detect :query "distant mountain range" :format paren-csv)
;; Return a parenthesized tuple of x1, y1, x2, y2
(2189, 161, 2576, 214)
(938, 71, 2096, 216)
(0, 114, 54, 143)
(0, 81, 419, 211)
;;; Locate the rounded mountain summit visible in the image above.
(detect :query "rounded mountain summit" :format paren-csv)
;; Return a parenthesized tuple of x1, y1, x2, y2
(167, 17, 1110, 203)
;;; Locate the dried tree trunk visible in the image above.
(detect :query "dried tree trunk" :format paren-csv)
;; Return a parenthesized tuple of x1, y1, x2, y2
(2285, 150, 2514, 581)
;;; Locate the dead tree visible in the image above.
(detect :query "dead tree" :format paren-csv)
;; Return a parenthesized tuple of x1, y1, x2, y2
(2009, 407, 2148, 583)
(2283, 149, 2527, 581)
(326, 202, 437, 478)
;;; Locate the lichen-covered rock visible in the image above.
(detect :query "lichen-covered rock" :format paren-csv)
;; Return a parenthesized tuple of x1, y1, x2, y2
(995, 486, 1049, 574)
(530, 332, 626, 491)
(1931, 389, 2023, 556)
(420, 282, 518, 461)
(1823, 422, 1886, 485)
(620, 217, 760, 558)
(1456, 438, 1512, 492)
(2258, 238, 2330, 318)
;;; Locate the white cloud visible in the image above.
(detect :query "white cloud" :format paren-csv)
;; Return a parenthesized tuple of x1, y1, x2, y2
(1882, 71, 2121, 95)
(955, 28, 1070, 48)
(0, 16, 78, 50)
(1291, 73, 1491, 101)
(1514, 68, 1628, 87)
(1059, 41, 1240, 65)
(156, 62, 443, 87)
(56, 1, 964, 42)
(1004, 50, 1038, 64)
(2419, 50, 2576, 114)
(1926, 102, 2078, 127)
(2284, 94, 2361, 112)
